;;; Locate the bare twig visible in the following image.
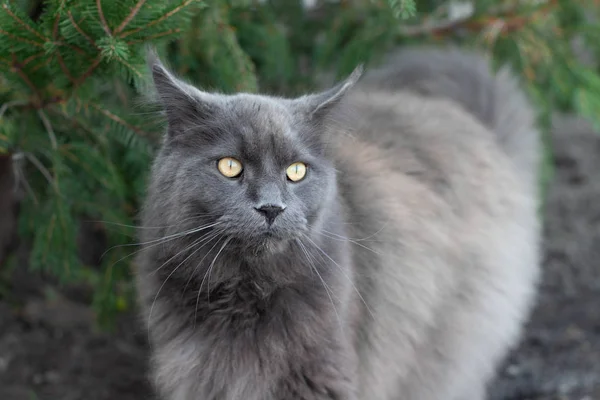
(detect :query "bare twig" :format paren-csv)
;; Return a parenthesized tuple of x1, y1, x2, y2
(114, 0, 147, 35)
(24, 152, 54, 185)
(37, 109, 58, 150)
(120, 0, 194, 38)
(96, 0, 112, 36)
(12, 153, 39, 205)
(0, 100, 28, 119)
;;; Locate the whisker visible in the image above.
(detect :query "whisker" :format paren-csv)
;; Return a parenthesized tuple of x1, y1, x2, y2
(194, 237, 226, 328)
(206, 237, 231, 301)
(88, 213, 218, 231)
(100, 221, 222, 260)
(150, 229, 219, 276)
(297, 239, 346, 339)
(303, 234, 375, 320)
(100, 222, 222, 273)
(147, 231, 221, 341)
(181, 230, 225, 296)
(315, 230, 381, 255)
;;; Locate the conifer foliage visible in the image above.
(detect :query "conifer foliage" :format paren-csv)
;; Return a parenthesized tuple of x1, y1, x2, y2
(1, 0, 599, 325)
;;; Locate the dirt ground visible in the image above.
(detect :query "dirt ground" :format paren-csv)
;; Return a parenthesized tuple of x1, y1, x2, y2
(0, 113, 598, 400)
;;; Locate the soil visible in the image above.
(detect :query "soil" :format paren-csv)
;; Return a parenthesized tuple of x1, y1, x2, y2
(0, 113, 598, 400)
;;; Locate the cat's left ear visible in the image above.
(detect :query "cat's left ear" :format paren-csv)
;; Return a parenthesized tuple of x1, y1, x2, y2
(295, 65, 364, 121)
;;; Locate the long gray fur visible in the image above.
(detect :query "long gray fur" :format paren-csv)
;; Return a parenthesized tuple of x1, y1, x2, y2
(135, 45, 541, 400)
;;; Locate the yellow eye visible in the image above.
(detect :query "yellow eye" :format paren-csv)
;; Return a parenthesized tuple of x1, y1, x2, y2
(286, 162, 307, 182)
(217, 157, 243, 178)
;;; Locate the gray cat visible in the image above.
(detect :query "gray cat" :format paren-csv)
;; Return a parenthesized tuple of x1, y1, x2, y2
(135, 46, 541, 400)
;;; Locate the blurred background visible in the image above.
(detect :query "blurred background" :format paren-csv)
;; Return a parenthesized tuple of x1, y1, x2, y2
(0, 0, 599, 399)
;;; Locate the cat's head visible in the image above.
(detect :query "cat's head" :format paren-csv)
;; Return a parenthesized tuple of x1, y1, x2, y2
(144, 51, 362, 258)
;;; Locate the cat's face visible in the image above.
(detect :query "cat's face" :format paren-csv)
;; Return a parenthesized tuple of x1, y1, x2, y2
(159, 95, 336, 256)
(146, 53, 362, 257)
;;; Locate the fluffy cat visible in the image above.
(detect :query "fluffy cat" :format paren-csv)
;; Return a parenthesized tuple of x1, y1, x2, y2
(135, 46, 541, 400)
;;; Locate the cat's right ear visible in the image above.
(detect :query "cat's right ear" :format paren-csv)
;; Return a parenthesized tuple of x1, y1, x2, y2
(146, 48, 219, 136)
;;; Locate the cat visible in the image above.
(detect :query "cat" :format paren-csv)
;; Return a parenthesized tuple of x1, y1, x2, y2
(135, 46, 541, 400)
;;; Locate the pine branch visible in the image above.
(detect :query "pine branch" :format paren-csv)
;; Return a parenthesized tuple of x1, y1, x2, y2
(0, 100, 28, 119)
(53, 14, 77, 84)
(398, 0, 558, 38)
(22, 52, 45, 67)
(88, 102, 152, 137)
(38, 109, 58, 149)
(114, 0, 147, 35)
(96, 0, 112, 36)
(11, 56, 40, 100)
(120, 0, 195, 38)
(0, 29, 44, 47)
(67, 11, 98, 48)
(1, 3, 49, 41)
(126, 28, 181, 45)
(75, 56, 103, 85)
(25, 152, 54, 185)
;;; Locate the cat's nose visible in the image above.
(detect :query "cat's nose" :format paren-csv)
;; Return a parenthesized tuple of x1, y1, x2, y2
(255, 204, 285, 225)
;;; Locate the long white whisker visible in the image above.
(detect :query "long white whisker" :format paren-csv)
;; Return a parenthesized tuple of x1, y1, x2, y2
(323, 220, 389, 242)
(206, 237, 231, 301)
(101, 221, 222, 260)
(194, 237, 226, 328)
(100, 222, 222, 273)
(147, 231, 220, 341)
(297, 239, 346, 339)
(303, 234, 375, 320)
(150, 229, 220, 276)
(181, 230, 225, 296)
(90, 213, 219, 231)
(316, 230, 381, 255)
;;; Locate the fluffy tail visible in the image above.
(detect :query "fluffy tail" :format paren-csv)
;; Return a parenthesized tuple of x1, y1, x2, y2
(362, 46, 540, 184)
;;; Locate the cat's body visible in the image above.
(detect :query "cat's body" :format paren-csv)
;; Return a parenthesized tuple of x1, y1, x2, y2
(136, 47, 540, 400)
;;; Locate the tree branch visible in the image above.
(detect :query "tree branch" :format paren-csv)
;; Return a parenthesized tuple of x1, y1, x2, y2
(75, 56, 103, 85)
(114, 0, 147, 35)
(0, 100, 28, 119)
(53, 14, 76, 85)
(96, 0, 112, 36)
(398, 0, 557, 38)
(0, 29, 44, 47)
(89, 102, 151, 137)
(37, 110, 58, 150)
(1, 3, 49, 41)
(22, 52, 45, 66)
(68, 11, 97, 47)
(11, 56, 40, 99)
(126, 28, 181, 44)
(120, 0, 194, 38)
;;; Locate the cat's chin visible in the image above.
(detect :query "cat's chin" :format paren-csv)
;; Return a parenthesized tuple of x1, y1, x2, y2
(231, 234, 292, 259)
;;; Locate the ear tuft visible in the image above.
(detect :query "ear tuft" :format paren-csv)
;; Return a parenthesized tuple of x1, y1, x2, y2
(309, 64, 364, 118)
(144, 47, 218, 136)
